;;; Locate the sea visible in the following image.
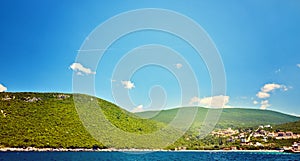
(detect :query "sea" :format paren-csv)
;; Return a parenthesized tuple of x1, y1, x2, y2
(0, 151, 299, 161)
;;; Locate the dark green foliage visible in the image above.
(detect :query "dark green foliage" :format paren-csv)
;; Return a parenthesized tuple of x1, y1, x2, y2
(0, 92, 163, 149)
(0, 92, 100, 148)
(274, 120, 300, 133)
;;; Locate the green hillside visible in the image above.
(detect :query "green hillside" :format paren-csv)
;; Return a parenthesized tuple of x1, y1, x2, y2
(1, 92, 299, 149)
(137, 107, 300, 130)
(137, 108, 300, 150)
(274, 120, 300, 133)
(0, 92, 164, 149)
(219, 108, 299, 128)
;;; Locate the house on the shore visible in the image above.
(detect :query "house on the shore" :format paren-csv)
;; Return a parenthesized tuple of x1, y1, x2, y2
(240, 137, 252, 146)
(285, 142, 300, 152)
(267, 132, 275, 137)
(292, 142, 300, 151)
(285, 132, 293, 139)
(254, 142, 263, 147)
(275, 131, 299, 139)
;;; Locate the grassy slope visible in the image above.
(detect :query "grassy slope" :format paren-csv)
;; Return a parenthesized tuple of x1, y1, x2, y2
(218, 108, 299, 128)
(274, 120, 300, 133)
(0, 92, 164, 148)
(137, 107, 300, 129)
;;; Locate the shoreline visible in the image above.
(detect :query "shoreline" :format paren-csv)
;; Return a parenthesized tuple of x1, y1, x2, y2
(0, 147, 283, 153)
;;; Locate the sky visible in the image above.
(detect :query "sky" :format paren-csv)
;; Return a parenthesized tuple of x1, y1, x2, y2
(1, 1, 300, 115)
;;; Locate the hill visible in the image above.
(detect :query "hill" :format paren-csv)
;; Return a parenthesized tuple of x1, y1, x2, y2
(137, 108, 300, 150)
(137, 107, 300, 130)
(274, 120, 300, 133)
(1, 92, 299, 149)
(0, 92, 165, 149)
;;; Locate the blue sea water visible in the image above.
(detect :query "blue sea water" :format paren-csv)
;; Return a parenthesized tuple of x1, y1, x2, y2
(0, 151, 299, 161)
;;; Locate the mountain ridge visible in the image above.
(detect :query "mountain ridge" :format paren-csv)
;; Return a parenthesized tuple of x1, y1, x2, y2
(137, 106, 300, 129)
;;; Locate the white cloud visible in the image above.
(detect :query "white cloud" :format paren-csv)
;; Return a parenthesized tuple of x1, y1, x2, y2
(70, 63, 96, 75)
(260, 100, 270, 110)
(255, 83, 289, 110)
(256, 91, 270, 99)
(297, 64, 300, 68)
(121, 80, 135, 90)
(175, 63, 183, 69)
(256, 83, 289, 99)
(275, 69, 281, 73)
(0, 84, 7, 92)
(253, 100, 259, 105)
(189, 95, 229, 108)
(261, 83, 281, 93)
(131, 105, 143, 113)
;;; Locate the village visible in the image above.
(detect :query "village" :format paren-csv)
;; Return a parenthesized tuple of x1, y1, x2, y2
(211, 125, 300, 152)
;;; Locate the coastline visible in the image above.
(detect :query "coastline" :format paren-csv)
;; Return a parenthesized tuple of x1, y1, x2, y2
(0, 147, 282, 153)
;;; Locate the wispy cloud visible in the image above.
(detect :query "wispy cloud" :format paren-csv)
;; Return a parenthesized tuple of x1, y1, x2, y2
(189, 95, 229, 108)
(0, 84, 7, 92)
(282, 86, 289, 91)
(131, 105, 144, 113)
(175, 63, 183, 69)
(70, 63, 96, 75)
(121, 80, 135, 90)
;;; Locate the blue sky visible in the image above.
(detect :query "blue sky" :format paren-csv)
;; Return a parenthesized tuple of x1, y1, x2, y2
(1, 1, 300, 115)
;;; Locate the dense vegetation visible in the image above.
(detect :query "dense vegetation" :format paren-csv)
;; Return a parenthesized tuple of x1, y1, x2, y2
(0, 92, 299, 149)
(0, 92, 163, 149)
(137, 107, 300, 150)
(0, 92, 97, 148)
(274, 120, 300, 133)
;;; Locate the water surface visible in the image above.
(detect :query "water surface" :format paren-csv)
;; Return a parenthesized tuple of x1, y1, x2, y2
(0, 151, 299, 161)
